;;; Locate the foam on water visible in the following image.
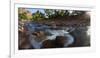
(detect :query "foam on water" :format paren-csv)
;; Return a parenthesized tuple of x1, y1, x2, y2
(26, 22, 75, 48)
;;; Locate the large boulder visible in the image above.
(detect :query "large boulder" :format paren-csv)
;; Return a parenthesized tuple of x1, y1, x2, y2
(42, 40, 55, 48)
(55, 36, 67, 48)
(69, 27, 90, 47)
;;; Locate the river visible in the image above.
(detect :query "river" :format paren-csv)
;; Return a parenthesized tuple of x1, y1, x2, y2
(20, 21, 90, 49)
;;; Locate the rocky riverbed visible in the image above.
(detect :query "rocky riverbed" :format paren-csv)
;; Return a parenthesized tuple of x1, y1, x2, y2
(18, 18, 90, 49)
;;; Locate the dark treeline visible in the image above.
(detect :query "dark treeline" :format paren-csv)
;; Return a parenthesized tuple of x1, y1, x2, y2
(18, 8, 87, 21)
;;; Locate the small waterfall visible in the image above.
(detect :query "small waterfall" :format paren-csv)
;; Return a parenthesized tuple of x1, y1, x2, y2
(25, 21, 75, 48)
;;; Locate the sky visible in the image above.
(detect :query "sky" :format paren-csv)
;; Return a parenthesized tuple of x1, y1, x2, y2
(26, 8, 45, 14)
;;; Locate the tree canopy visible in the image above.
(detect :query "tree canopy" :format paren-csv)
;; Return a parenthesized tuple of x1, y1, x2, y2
(32, 10, 45, 20)
(18, 8, 87, 21)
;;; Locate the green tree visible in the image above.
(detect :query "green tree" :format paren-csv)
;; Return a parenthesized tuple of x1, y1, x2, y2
(32, 10, 45, 20)
(44, 9, 70, 19)
(44, 9, 55, 19)
(18, 12, 27, 20)
(18, 8, 33, 21)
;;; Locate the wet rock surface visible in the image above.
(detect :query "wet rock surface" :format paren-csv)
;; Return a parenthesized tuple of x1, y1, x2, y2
(18, 19, 90, 49)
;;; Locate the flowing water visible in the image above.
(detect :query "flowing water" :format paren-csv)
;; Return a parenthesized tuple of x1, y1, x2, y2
(24, 21, 75, 48)
(22, 21, 90, 48)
